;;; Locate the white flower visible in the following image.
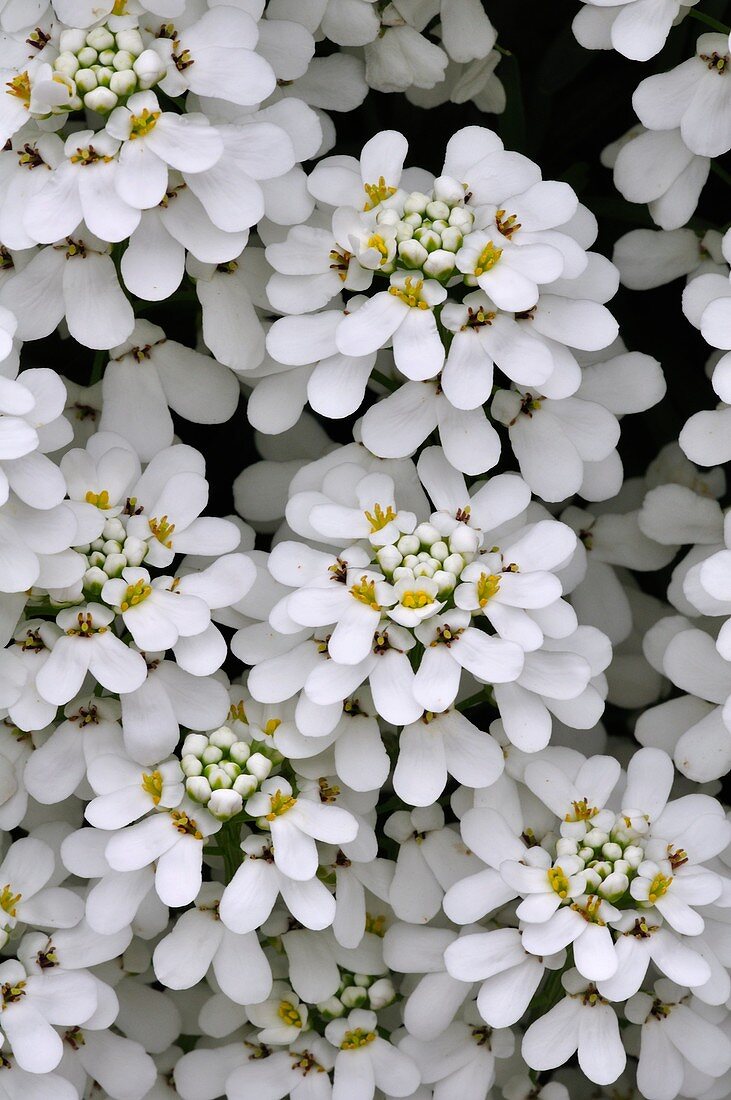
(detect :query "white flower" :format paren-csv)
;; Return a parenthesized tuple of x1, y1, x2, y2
(0, 836, 83, 949)
(325, 1008, 420, 1099)
(574, 0, 698, 61)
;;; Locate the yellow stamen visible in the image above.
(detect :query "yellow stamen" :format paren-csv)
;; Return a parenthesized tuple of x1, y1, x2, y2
(350, 577, 381, 610)
(85, 489, 111, 509)
(474, 240, 503, 276)
(401, 590, 433, 610)
(363, 176, 397, 210)
(148, 515, 175, 548)
(120, 578, 152, 611)
(648, 873, 672, 904)
(6, 72, 30, 106)
(278, 1000, 302, 1027)
(265, 789, 297, 820)
(141, 770, 163, 805)
(0, 885, 21, 918)
(547, 866, 569, 900)
(340, 1027, 376, 1050)
(476, 572, 501, 607)
(170, 810, 202, 839)
(129, 108, 160, 138)
(364, 503, 396, 532)
(388, 276, 429, 309)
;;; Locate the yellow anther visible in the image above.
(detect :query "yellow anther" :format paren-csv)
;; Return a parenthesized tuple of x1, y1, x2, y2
(141, 770, 163, 805)
(6, 72, 30, 106)
(476, 572, 501, 607)
(277, 1000, 302, 1028)
(366, 233, 390, 260)
(495, 209, 521, 239)
(340, 1027, 376, 1050)
(473, 240, 503, 276)
(170, 810, 202, 839)
(120, 578, 152, 611)
(648, 872, 672, 904)
(129, 108, 160, 138)
(564, 799, 598, 823)
(66, 612, 106, 638)
(388, 276, 429, 309)
(70, 146, 113, 166)
(265, 789, 297, 820)
(365, 912, 386, 937)
(350, 577, 381, 610)
(229, 701, 247, 723)
(148, 515, 175, 548)
(0, 885, 21, 918)
(547, 866, 569, 899)
(85, 489, 111, 509)
(363, 176, 397, 210)
(364, 503, 396, 532)
(401, 590, 434, 609)
(263, 718, 281, 736)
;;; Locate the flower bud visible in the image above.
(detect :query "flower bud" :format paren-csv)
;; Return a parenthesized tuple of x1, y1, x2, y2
(229, 741, 251, 766)
(98, 50, 116, 67)
(54, 52, 80, 78)
(209, 789, 243, 821)
(103, 517, 124, 540)
(623, 845, 644, 869)
(181, 754, 203, 777)
(186, 776, 212, 803)
(59, 29, 86, 53)
(442, 553, 465, 576)
(397, 534, 420, 555)
(86, 27, 115, 51)
(247, 753, 272, 781)
(423, 249, 456, 279)
(201, 745, 223, 765)
(402, 211, 422, 229)
(341, 986, 368, 1009)
(233, 773, 258, 798)
(602, 842, 623, 862)
(413, 227, 441, 252)
(429, 540, 449, 562)
(112, 50, 135, 72)
(449, 525, 480, 554)
(599, 871, 630, 901)
(414, 522, 440, 546)
(433, 176, 465, 205)
(220, 762, 241, 782)
(449, 206, 474, 229)
(88, 551, 106, 569)
(83, 566, 108, 594)
(182, 733, 209, 758)
(433, 569, 456, 594)
(77, 46, 98, 67)
(440, 226, 463, 253)
(75, 69, 98, 93)
(398, 239, 428, 270)
(413, 561, 435, 578)
(556, 837, 579, 856)
(96, 67, 115, 88)
(403, 191, 429, 214)
(316, 997, 345, 1020)
(394, 221, 414, 243)
(368, 978, 396, 1009)
(104, 553, 127, 578)
(83, 87, 118, 113)
(376, 545, 402, 574)
(209, 726, 237, 751)
(133, 49, 168, 90)
(205, 764, 232, 790)
(123, 537, 147, 566)
(583, 868, 602, 891)
(110, 70, 137, 97)
(116, 29, 144, 54)
(426, 199, 450, 222)
(578, 846, 593, 862)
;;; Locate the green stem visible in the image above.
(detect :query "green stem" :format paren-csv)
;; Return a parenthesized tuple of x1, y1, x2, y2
(89, 350, 107, 386)
(711, 160, 731, 188)
(455, 689, 487, 712)
(369, 369, 399, 393)
(688, 8, 730, 33)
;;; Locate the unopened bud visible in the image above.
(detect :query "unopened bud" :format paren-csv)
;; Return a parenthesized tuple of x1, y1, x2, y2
(423, 248, 455, 279)
(181, 733, 209, 758)
(59, 28, 86, 53)
(186, 776, 212, 803)
(83, 86, 118, 113)
(602, 842, 623, 862)
(54, 52, 80, 78)
(123, 537, 146, 566)
(341, 986, 368, 1009)
(181, 754, 203, 777)
(201, 745, 223, 765)
(233, 773, 258, 798)
(110, 70, 137, 97)
(599, 871, 629, 901)
(433, 569, 456, 594)
(75, 68, 98, 94)
(413, 227, 440, 252)
(229, 742, 251, 766)
(440, 226, 463, 253)
(83, 566, 108, 594)
(133, 49, 167, 89)
(398, 239, 428, 270)
(209, 726, 237, 751)
(104, 553, 127, 578)
(368, 978, 396, 1009)
(425, 199, 450, 222)
(86, 27, 115, 51)
(376, 545, 402, 574)
(624, 845, 644, 869)
(205, 765, 232, 790)
(77, 46, 98, 67)
(316, 996, 344, 1020)
(96, 67, 115, 88)
(556, 837, 579, 857)
(397, 534, 420, 556)
(247, 753, 272, 781)
(209, 789, 243, 821)
(585, 828, 609, 849)
(116, 29, 144, 54)
(442, 553, 465, 576)
(403, 191, 429, 214)
(112, 50, 135, 72)
(449, 526, 480, 554)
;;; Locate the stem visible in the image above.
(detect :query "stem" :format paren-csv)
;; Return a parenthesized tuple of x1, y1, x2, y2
(712, 160, 731, 188)
(455, 689, 487, 712)
(688, 8, 730, 32)
(369, 369, 399, 393)
(89, 349, 107, 386)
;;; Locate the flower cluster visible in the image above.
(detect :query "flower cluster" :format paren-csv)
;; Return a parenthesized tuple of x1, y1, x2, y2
(0, 2, 730, 1100)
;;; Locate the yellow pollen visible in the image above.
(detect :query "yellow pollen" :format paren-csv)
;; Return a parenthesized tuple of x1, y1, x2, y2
(365, 912, 386, 937)
(474, 240, 503, 276)
(572, 894, 606, 925)
(340, 1027, 376, 1050)
(85, 489, 111, 509)
(363, 176, 397, 211)
(476, 572, 501, 607)
(265, 789, 297, 820)
(70, 146, 113, 166)
(0, 885, 21, 918)
(120, 578, 152, 612)
(149, 515, 175, 548)
(6, 72, 30, 106)
(277, 1000, 302, 1028)
(364, 503, 396, 532)
(350, 577, 381, 611)
(112, 0, 129, 12)
(229, 701, 247, 723)
(564, 799, 597, 823)
(66, 612, 106, 638)
(547, 866, 569, 899)
(648, 872, 672, 904)
(1, 981, 25, 1006)
(495, 209, 521, 238)
(388, 276, 429, 309)
(263, 718, 281, 736)
(170, 810, 202, 839)
(141, 770, 163, 805)
(401, 589, 434, 610)
(129, 108, 160, 138)
(366, 233, 390, 261)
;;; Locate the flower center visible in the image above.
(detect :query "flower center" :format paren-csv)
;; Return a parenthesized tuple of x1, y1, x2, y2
(66, 612, 106, 638)
(565, 799, 597, 823)
(120, 578, 152, 611)
(70, 145, 113, 167)
(547, 866, 569, 899)
(266, 789, 297, 819)
(277, 1000, 302, 1027)
(141, 770, 163, 805)
(6, 72, 30, 106)
(149, 515, 175, 548)
(364, 503, 396, 532)
(129, 108, 160, 139)
(170, 810, 202, 838)
(648, 872, 672, 903)
(363, 176, 397, 210)
(474, 240, 503, 275)
(350, 577, 381, 610)
(400, 589, 434, 609)
(0, 886, 21, 918)
(496, 209, 521, 238)
(340, 1027, 376, 1050)
(476, 572, 501, 606)
(85, 489, 111, 508)
(388, 276, 429, 309)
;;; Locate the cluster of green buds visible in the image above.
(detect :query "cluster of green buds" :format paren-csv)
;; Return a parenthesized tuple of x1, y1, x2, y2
(365, 178, 475, 284)
(555, 821, 646, 904)
(52, 25, 167, 115)
(316, 971, 396, 1020)
(375, 518, 481, 598)
(76, 517, 147, 598)
(180, 726, 277, 822)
